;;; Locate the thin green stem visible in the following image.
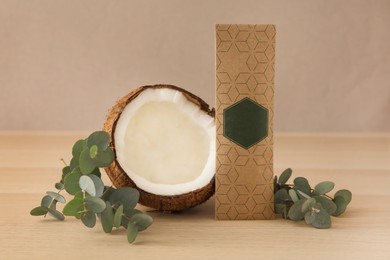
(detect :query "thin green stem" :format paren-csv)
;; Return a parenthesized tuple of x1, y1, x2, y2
(60, 158, 68, 167)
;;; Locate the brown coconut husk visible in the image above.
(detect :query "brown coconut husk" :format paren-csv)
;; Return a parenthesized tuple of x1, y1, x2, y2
(103, 84, 215, 211)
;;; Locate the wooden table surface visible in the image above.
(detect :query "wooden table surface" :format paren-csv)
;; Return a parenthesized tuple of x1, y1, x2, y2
(1, 132, 389, 259)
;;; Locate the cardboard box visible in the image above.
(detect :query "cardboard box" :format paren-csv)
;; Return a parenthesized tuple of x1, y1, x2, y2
(215, 24, 275, 220)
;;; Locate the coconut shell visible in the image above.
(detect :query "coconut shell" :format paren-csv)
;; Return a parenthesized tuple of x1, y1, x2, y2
(103, 84, 215, 211)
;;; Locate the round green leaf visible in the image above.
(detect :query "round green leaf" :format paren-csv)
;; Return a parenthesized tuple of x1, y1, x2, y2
(70, 157, 79, 171)
(48, 208, 65, 221)
(72, 139, 88, 157)
(278, 168, 292, 185)
(130, 213, 153, 232)
(63, 197, 84, 217)
(301, 197, 316, 213)
(94, 149, 115, 167)
(79, 175, 96, 197)
(334, 189, 352, 205)
(85, 197, 106, 213)
(109, 188, 140, 211)
(289, 189, 299, 203)
(89, 175, 104, 198)
(55, 182, 64, 190)
(288, 199, 306, 221)
(41, 195, 53, 208)
(311, 205, 331, 229)
(314, 181, 335, 195)
(333, 196, 348, 216)
(293, 177, 311, 197)
(274, 189, 291, 204)
(127, 222, 139, 244)
(64, 170, 82, 195)
(89, 145, 98, 159)
(121, 209, 142, 228)
(30, 206, 48, 216)
(314, 196, 337, 215)
(81, 211, 96, 228)
(87, 131, 110, 151)
(101, 201, 114, 233)
(296, 190, 310, 199)
(79, 149, 96, 175)
(46, 191, 66, 204)
(114, 204, 124, 228)
(304, 211, 316, 225)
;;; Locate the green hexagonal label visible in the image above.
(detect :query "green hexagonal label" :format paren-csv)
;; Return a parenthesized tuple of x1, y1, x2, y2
(223, 98, 268, 149)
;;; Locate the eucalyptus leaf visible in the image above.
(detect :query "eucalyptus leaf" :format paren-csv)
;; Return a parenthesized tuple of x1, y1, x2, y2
(301, 197, 316, 213)
(288, 199, 306, 221)
(89, 145, 98, 159)
(121, 209, 142, 228)
(89, 175, 104, 198)
(293, 177, 311, 197)
(46, 191, 66, 204)
(81, 211, 97, 228)
(101, 201, 114, 233)
(30, 206, 48, 216)
(87, 131, 110, 151)
(79, 175, 96, 197)
(296, 190, 310, 199)
(311, 205, 331, 229)
(79, 149, 96, 175)
(64, 170, 82, 195)
(72, 139, 88, 157)
(114, 205, 124, 228)
(274, 189, 291, 204)
(130, 213, 153, 232)
(41, 195, 53, 208)
(289, 189, 299, 203)
(94, 149, 115, 167)
(48, 208, 65, 221)
(333, 196, 348, 216)
(314, 196, 337, 215)
(314, 181, 335, 195)
(85, 197, 106, 213)
(334, 189, 352, 205)
(55, 182, 64, 190)
(63, 197, 84, 217)
(278, 168, 292, 185)
(109, 188, 140, 211)
(127, 222, 139, 244)
(304, 211, 316, 225)
(70, 157, 78, 171)
(123, 208, 142, 218)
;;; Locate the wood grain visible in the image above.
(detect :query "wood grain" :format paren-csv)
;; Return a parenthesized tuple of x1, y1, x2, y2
(0, 132, 389, 259)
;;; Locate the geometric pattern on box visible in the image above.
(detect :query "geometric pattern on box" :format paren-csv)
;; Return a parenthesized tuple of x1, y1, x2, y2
(215, 24, 275, 220)
(224, 97, 269, 149)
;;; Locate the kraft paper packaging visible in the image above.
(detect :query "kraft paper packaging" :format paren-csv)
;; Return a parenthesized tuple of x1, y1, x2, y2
(215, 24, 275, 220)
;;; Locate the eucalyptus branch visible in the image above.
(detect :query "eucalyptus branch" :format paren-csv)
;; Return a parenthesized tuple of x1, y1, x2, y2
(31, 131, 153, 244)
(274, 168, 352, 229)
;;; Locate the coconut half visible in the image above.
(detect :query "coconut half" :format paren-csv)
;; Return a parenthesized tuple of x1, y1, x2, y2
(103, 85, 215, 211)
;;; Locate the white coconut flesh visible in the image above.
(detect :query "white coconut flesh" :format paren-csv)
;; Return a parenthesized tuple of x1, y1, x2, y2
(114, 88, 215, 196)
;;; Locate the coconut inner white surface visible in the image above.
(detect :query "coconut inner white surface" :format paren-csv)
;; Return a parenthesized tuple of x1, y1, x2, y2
(114, 88, 215, 196)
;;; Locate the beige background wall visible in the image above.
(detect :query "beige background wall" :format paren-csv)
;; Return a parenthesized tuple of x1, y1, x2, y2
(1, 0, 389, 132)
